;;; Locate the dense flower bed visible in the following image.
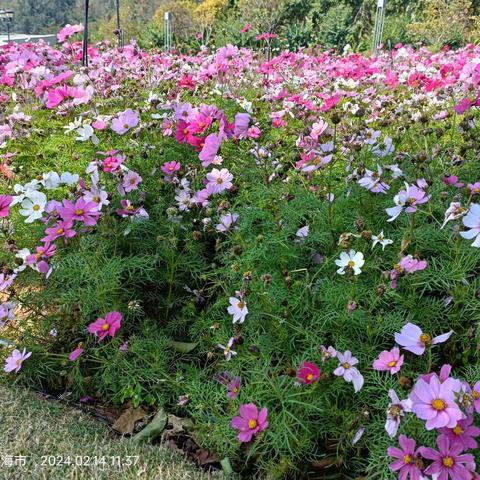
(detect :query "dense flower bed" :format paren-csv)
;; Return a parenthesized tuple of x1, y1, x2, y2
(1, 28, 480, 478)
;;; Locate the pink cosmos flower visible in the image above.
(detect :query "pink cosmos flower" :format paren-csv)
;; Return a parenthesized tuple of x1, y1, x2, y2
(373, 347, 404, 374)
(57, 23, 84, 42)
(357, 165, 390, 194)
(206, 168, 233, 194)
(0, 273, 16, 291)
(199, 133, 222, 167)
(320, 345, 337, 362)
(394, 323, 453, 355)
(297, 361, 321, 385)
(442, 175, 464, 188)
(161, 161, 181, 176)
(333, 351, 364, 392)
(385, 389, 412, 438)
(87, 311, 122, 341)
(215, 213, 239, 233)
(309, 120, 328, 141)
(102, 155, 124, 173)
(231, 403, 268, 442)
(26, 242, 57, 273)
(234, 113, 251, 139)
(227, 376, 241, 399)
(468, 182, 480, 195)
(389, 256, 428, 289)
(0, 301, 15, 329)
(420, 434, 475, 480)
(439, 416, 480, 451)
(68, 346, 84, 361)
(42, 220, 76, 243)
(59, 198, 101, 226)
(122, 171, 142, 193)
(387, 435, 424, 480)
(473, 382, 480, 414)
(410, 375, 463, 430)
(4, 348, 31, 373)
(240, 24, 251, 33)
(111, 109, 139, 135)
(0, 194, 12, 217)
(386, 182, 429, 222)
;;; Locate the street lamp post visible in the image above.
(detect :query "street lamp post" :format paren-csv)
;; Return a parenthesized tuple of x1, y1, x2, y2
(164, 11, 172, 51)
(115, 0, 123, 47)
(82, 0, 90, 67)
(0, 10, 14, 43)
(372, 0, 387, 56)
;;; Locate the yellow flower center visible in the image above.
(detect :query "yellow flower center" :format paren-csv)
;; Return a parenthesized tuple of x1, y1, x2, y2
(126, 205, 135, 211)
(56, 228, 64, 235)
(342, 362, 350, 369)
(102, 323, 109, 331)
(403, 454, 412, 465)
(124, 123, 129, 130)
(225, 346, 230, 352)
(387, 361, 397, 367)
(16, 359, 22, 366)
(248, 419, 257, 429)
(306, 373, 314, 381)
(432, 398, 446, 411)
(419, 333, 431, 345)
(389, 405, 401, 418)
(183, 128, 189, 134)
(32, 204, 40, 211)
(237, 301, 245, 309)
(75, 209, 84, 216)
(442, 456, 454, 468)
(93, 196, 100, 203)
(473, 391, 479, 399)
(347, 260, 355, 267)
(216, 178, 223, 184)
(232, 387, 238, 393)
(453, 426, 463, 436)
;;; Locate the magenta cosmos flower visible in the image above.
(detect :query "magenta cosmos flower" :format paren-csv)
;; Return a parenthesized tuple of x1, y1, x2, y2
(231, 403, 268, 442)
(227, 376, 241, 400)
(206, 168, 233, 194)
(42, 219, 76, 243)
(297, 361, 321, 385)
(420, 434, 475, 480)
(410, 375, 463, 430)
(387, 435, 424, 480)
(111, 108, 139, 135)
(87, 311, 122, 340)
(4, 348, 31, 373)
(373, 347, 404, 374)
(394, 322, 452, 355)
(68, 345, 84, 361)
(161, 161, 181, 175)
(439, 415, 480, 451)
(59, 198, 101, 226)
(0, 194, 12, 218)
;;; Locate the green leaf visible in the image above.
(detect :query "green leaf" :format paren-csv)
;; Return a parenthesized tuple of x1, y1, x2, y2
(132, 408, 167, 443)
(220, 457, 234, 475)
(168, 340, 198, 353)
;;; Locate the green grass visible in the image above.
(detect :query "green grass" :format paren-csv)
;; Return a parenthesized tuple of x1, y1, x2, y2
(0, 385, 220, 480)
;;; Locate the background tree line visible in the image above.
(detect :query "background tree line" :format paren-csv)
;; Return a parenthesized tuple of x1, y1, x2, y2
(1, 0, 480, 51)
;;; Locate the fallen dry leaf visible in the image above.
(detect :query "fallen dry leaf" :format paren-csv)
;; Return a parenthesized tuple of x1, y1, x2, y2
(112, 407, 147, 434)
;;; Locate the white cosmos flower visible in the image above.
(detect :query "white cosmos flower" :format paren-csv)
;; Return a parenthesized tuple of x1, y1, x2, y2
(60, 172, 79, 185)
(63, 117, 83, 133)
(335, 250, 365, 275)
(11, 182, 40, 206)
(41, 171, 61, 189)
(371, 230, 393, 250)
(227, 297, 248, 324)
(19, 191, 47, 223)
(75, 124, 99, 145)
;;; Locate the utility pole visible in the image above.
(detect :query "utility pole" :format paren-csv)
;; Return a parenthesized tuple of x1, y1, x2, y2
(115, 0, 123, 47)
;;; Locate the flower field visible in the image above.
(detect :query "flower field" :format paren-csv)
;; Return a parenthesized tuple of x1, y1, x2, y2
(1, 27, 480, 478)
